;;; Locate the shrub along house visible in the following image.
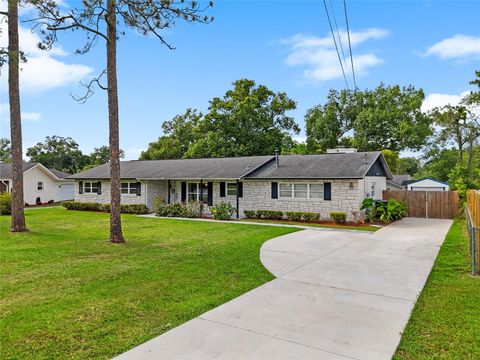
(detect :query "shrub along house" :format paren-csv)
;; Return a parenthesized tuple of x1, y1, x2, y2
(68, 149, 392, 221)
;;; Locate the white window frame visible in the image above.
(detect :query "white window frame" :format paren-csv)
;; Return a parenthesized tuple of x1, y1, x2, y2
(227, 183, 237, 196)
(187, 182, 198, 202)
(37, 181, 44, 191)
(83, 181, 99, 194)
(121, 182, 137, 195)
(309, 183, 324, 199)
(278, 182, 325, 199)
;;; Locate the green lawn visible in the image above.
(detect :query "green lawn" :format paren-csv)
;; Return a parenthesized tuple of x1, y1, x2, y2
(394, 218, 480, 359)
(0, 208, 299, 359)
(240, 217, 379, 232)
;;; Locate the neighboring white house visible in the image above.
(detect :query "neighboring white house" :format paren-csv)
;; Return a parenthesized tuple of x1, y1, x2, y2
(407, 178, 450, 192)
(0, 162, 74, 204)
(69, 150, 393, 221)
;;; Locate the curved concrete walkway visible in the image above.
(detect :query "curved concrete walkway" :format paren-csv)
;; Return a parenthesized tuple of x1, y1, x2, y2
(115, 218, 452, 360)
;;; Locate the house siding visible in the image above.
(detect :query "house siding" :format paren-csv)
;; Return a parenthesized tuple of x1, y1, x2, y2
(239, 179, 361, 221)
(75, 178, 366, 220)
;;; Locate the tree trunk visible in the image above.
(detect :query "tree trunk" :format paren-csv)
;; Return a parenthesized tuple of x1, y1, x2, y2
(106, 0, 124, 243)
(8, 0, 27, 232)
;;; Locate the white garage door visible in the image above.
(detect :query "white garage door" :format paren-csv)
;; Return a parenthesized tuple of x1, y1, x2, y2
(57, 183, 74, 201)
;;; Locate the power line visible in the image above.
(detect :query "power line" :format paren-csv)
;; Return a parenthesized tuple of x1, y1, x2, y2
(322, 0, 349, 89)
(343, 0, 357, 90)
(328, 0, 349, 75)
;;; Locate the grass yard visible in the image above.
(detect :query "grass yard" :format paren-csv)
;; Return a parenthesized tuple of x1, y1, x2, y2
(394, 218, 480, 359)
(240, 217, 379, 232)
(0, 208, 299, 359)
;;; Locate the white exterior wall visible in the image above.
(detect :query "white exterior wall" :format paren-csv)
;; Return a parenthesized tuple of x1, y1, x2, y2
(407, 179, 449, 191)
(358, 176, 386, 201)
(22, 166, 74, 204)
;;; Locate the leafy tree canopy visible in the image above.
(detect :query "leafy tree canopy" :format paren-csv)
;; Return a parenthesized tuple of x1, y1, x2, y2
(0, 138, 11, 163)
(306, 84, 432, 153)
(140, 79, 299, 159)
(26, 136, 89, 173)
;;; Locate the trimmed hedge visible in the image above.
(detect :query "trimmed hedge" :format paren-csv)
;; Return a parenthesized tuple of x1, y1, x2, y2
(156, 203, 188, 217)
(244, 210, 256, 219)
(302, 212, 320, 222)
(285, 211, 303, 221)
(256, 210, 284, 220)
(62, 201, 148, 214)
(0, 192, 12, 215)
(330, 211, 347, 224)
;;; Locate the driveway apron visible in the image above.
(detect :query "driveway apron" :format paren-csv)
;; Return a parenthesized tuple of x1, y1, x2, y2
(115, 218, 452, 360)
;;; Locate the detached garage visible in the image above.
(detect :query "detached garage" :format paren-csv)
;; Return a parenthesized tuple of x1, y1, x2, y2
(407, 178, 450, 192)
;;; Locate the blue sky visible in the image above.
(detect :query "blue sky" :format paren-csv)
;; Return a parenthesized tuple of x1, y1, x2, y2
(0, 0, 479, 159)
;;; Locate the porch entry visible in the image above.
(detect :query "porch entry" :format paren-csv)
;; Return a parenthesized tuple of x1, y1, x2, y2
(179, 181, 213, 206)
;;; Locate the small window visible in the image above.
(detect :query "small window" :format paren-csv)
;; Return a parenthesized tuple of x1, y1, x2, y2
(279, 183, 292, 198)
(188, 183, 198, 202)
(293, 184, 308, 198)
(227, 183, 237, 196)
(309, 184, 323, 198)
(84, 181, 98, 194)
(37, 181, 43, 191)
(121, 182, 137, 195)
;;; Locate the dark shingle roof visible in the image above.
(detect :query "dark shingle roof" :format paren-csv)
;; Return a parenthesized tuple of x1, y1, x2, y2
(48, 168, 72, 179)
(246, 152, 392, 180)
(68, 152, 392, 180)
(0, 163, 37, 179)
(390, 174, 411, 186)
(68, 156, 274, 180)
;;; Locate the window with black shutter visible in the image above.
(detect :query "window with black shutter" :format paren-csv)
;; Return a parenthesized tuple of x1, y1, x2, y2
(136, 182, 141, 196)
(79, 181, 83, 194)
(271, 182, 278, 199)
(97, 182, 102, 195)
(238, 182, 243, 198)
(207, 182, 213, 206)
(219, 182, 226, 197)
(181, 182, 187, 203)
(324, 182, 331, 201)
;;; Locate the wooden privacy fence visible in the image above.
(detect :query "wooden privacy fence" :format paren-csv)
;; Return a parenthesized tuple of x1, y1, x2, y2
(466, 190, 480, 275)
(382, 190, 459, 219)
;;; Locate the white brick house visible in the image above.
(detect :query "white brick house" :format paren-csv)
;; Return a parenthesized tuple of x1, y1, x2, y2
(69, 151, 392, 221)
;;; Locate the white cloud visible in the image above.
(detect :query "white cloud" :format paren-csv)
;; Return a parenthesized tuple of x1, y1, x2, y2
(424, 34, 480, 60)
(0, 19, 93, 93)
(421, 91, 470, 112)
(0, 103, 42, 123)
(281, 28, 389, 83)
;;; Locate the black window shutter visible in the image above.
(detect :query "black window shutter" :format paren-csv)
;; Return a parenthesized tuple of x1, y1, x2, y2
(238, 182, 243, 198)
(207, 182, 213, 206)
(324, 182, 332, 201)
(136, 182, 141, 196)
(79, 181, 83, 194)
(219, 182, 226, 197)
(181, 182, 187, 202)
(271, 182, 278, 199)
(97, 181, 102, 195)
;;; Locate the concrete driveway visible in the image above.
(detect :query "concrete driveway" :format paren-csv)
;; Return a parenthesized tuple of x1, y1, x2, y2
(115, 218, 452, 360)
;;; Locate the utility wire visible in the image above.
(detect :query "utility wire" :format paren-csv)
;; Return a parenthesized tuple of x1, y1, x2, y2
(329, 0, 349, 75)
(343, 0, 357, 90)
(322, 0, 349, 89)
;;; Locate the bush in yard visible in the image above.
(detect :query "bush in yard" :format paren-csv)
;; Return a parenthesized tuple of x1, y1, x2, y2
(285, 211, 303, 221)
(302, 212, 320, 222)
(152, 196, 166, 212)
(62, 201, 148, 214)
(185, 201, 202, 218)
(211, 201, 235, 220)
(330, 211, 347, 224)
(244, 210, 256, 218)
(156, 203, 188, 218)
(0, 192, 12, 215)
(360, 198, 407, 224)
(257, 210, 283, 220)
